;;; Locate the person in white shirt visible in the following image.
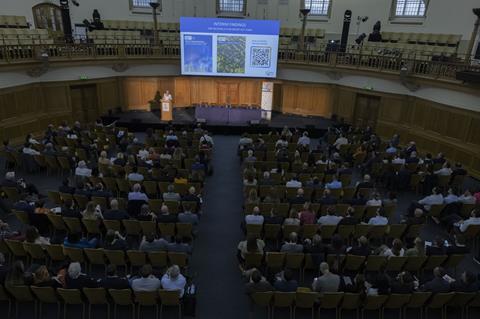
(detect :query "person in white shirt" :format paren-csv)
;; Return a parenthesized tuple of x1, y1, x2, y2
(275, 137, 288, 149)
(137, 147, 149, 160)
(281, 126, 293, 137)
(333, 135, 348, 150)
(199, 132, 214, 146)
(245, 207, 264, 225)
(443, 188, 459, 204)
(128, 183, 149, 201)
(418, 187, 444, 211)
(161, 265, 187, 297)
(22, 143, 40, 155)
(297, 132, 310, 148)
(458, 209, 480, 232)
(162, 90, 173, 102)
(75, 160, 92, 177)
(238, 134, 253, 150)
(459, 190, 476, 205)
(131, 264, 161, 292)
(366, 193, 382, 207)
(286, 176, 302, 188)
(435, 162, 452, 176)
(317, 208, 343, 225)
(382, 239, 405, 257)
(392, 155, 405, 165)
(368, 208, 389, 225)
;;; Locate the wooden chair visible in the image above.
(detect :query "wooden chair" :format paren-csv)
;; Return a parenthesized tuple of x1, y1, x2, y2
(108, 289, 135, 319)
(63, 217, 83, 234)
(285, 253, 305, 281)
(23, 242, 47, 263)
(319, 292, 344, 319)
(246, 223, 263, 238)
(135, 291, 159, 319)
(272, 292, 296, 319)
(365, 255, 386, 272)
(158, 223, 176, 238)
(250, 292, 273, 319)
(158, 290, 182, 319)
(244, 252, 263, 269)
(126, 250, 147, 272)
(384, 256, 407, 273)
(104, 250, 128, 273)
(405, 292, 432, 319)
(343, 255, 366, 272)
(446, 292, 475, 319)
(176, 223, 193, 239)
(265, 252, 285, 273)
(148, 251, 168, 269)
(47, 214, 68, 236)
(339, 293, 360, 319)
(139, 221, 157, 236)
(294, 291, 319, 319)
(83, 248, 106, 273)
(63, 246, 86, 265)
(381, 294, 411, 319)
(83, 288, 110, 319)
(103, 219, 122, 232)
(361, 295, 388, 319)
(5, 239, 28, 260)
(30, 286, 61, 319)
(425, 292, 455, 319)
(0, 284, 12, 319)
(6, 285, 36, 319)
(82, 219, 102, 239)
(168, 252, 188, 268)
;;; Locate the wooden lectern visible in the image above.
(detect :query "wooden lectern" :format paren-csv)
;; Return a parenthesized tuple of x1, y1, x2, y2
(161, 100, 173, 121)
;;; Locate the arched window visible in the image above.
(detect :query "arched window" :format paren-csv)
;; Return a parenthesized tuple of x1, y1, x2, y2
(32, 3, 63, 31)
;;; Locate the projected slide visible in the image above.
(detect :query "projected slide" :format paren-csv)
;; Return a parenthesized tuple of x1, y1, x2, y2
(180, 17, 280, 78)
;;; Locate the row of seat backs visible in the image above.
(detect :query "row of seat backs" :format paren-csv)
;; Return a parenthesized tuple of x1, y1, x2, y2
(381, 32, 462, 47)
(280, 28, 325, 38)
(0, 15, 28, 28)
(102, 20, 179, 32)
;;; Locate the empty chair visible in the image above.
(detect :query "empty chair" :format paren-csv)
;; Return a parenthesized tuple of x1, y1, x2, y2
(83, 288, 110, 319)
(158, 290, 182, 319)
(109, 289, 135, 319)
(250, 291, 273, 319)
(6, 285, 36, 318)
(362, 295, 388, 319)
(272, 291, 296, 319)
(30, 286, 61, 319)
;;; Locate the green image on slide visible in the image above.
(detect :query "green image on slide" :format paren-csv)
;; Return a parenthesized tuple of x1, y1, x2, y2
(217, 36, 246, 74)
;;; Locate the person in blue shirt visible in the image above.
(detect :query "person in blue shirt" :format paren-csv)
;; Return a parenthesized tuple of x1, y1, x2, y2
(64, 232, 97, 249)
(325, 176, 342, 190)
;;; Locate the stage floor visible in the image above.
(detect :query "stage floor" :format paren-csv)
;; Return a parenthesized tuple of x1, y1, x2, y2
(107, 107, 332, 136)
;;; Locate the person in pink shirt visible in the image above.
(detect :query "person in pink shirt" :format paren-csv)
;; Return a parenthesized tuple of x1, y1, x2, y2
(299, 202, 316, 225)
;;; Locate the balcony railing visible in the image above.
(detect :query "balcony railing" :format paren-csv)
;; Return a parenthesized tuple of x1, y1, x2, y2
(0, 42, 478, 82)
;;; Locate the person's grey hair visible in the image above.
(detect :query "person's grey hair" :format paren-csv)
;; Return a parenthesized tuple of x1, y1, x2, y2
(133, 183, 141, 192)
(168, 184, 175, 192)
(68, 262, 82, 279)
(263, 171, 270, 178)
(167, 265, 180, 279)
(110, 199, 119, 209)
(5, 172, 15, 180)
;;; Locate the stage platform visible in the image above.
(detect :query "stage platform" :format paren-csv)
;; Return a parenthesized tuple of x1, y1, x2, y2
(105, 107, 332, 136)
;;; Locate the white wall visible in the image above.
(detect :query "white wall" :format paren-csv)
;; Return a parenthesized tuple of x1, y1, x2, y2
(2, 0, 478, 40)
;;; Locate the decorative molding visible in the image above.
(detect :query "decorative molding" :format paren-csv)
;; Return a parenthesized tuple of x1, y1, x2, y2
(112, 63, 129, 72)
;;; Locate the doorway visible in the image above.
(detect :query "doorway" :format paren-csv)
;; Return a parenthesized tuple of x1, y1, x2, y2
(70, 84, 98, 124)
(353, 93, 381, 128)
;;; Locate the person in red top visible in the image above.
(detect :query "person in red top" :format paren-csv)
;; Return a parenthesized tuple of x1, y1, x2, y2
(299, 202, 316, 225)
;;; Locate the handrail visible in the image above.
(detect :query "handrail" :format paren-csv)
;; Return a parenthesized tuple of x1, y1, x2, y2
(0, 43, 479, 82)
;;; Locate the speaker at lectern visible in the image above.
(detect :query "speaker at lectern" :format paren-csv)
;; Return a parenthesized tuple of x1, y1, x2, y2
(161, 90, 173, 121)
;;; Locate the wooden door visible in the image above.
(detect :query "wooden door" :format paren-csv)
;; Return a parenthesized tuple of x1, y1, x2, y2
(353, 94, 380, 128)
(70, 85, 98, 123)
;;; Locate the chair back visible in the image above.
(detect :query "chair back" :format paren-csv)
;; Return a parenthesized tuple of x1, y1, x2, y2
(127, 250, 147, 267)
(385, 256, 407, 272)
(148, 251, 168, 268)
(158, 223, 176, 237)
(135, 291, 158, 305)
(406, 292, 432, 308)
(109, 289, 134, 305)
(388, 224, 407, 239)
(82, 219, 102, 235)
(158, 290, 181, 306)
(31, 286, 59, 303)
(63, 246, 85, 263)
(343, 255, 366, 271)
(23, 242, 46, 260)
(6, 285, 35, 302)
(285, 253, 304, 269)
(63, 217, 83, 234)
(83, 288, 108, 304)
(138, 221, 156, 236)
(426, 292, 455, 309)
(403, 256, 427, 272)
(57, 288, 83, 304)
(122, 219, 142, 235)
(365, 255, 386, 272)
(47, 214, 68, 231)
(104, 250, 127, 266)
(273, 291, 296, 307)
(266, 252, 285, 269)
(246, 224, 263, 238)
(295, 291, 318, 308)
(176, 223, 193, 239)
(45, 244, 66, 262)
(320, 292, 344, 309)
(423, 255, 448, 270)
(103, 220, 122, 232)
(251, 291, 273, 307)
(302, 224, 319, 239)
(5, 239, 28, 257)
(383, 294, 411, 309)
(167, 252, 188, 267)
(83, 248, 106, 265)
(340, 293, 359, 309)
(320, 225, 337, 240)
(244, 252, 263, 268)
(447, 292, 475, 307)
(264, 224, 281, 240)
(363, 295, 388, 310)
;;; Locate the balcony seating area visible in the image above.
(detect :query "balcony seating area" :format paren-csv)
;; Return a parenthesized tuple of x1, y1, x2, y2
(0, 15, 28, 28)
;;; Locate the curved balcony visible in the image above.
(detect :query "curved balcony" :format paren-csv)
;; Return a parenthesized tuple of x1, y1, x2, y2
(1, 43, 479, 83)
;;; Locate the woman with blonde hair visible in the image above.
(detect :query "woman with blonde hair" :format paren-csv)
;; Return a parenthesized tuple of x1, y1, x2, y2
(98, 150, 111, 166)
(284, 209, 301, 226)
(245, 189, 260, 205)
(82, 201, 103, 220)
(32, 265, 62, 287)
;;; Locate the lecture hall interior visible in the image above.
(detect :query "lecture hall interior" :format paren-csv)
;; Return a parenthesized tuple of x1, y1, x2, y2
(0, 0, 480, 319)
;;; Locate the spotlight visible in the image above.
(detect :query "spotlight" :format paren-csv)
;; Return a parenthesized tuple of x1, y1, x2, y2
(72, 0, 80, 6)
(473, 8, 480, 18)
(358, 16, 369, 22)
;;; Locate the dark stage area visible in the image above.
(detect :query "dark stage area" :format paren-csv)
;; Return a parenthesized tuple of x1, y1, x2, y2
(104, 107, 332, 136)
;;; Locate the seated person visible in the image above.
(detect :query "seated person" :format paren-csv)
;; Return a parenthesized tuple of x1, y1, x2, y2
(274, 268, 298, 292)
(451, 271, 480, 292)
(128, 183, 149, 201)
(167, 236, 192, 254)
(98, 265, 130, 289)
(75, 160, 92, 178)
(82, 201, 103, 220)
(64, 232, 97, 249)
(237, 236, 265, 262)
(280, 232, 303, 253)
(178, 204, 199, 225)
(130, 264, 161, 292)
(318, 207, 343, 225)
(420, 267, 451, 293)
(65, 262, 98, 289)
(245, 269, 273, 295)
(139, 233, 169, 252)
(161, 265, 187, 297)
(367, 207, 388, 225)
(103, 230, 128, 251)
(347, 236, 371, 256)
(156, 205, 177, 223)
(390, 271, 416, 294)
(163, 184, 181, 202)
(245, 207, 264, 225)
(299, 202, 316, 225)
(103, 199, 130, 220)
(312, 262, 340, 293)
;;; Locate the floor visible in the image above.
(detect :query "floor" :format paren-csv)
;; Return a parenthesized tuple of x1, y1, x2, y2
(1, 134, 480, 319)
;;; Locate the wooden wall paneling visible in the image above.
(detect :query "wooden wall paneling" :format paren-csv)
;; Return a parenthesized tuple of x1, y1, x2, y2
(466, 117, 480, 146)
(0, 91, 17, 121)
(281, 84, 298, 114)
(97, 80, 120, 114)
(141, 78, 158, 109)
(191, 78, 217, 104)
(123, 78, 146, 110)
(173, 77, 191, 107)
(43, 84, 70, 112)
(334, 87, 356, 122)
(378, 96, 404, 123)
(238, 80, 262, 105)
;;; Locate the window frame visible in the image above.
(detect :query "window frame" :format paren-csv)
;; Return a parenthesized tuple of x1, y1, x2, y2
(301, 0, 332, 21)
(129, 0, 162, 14)
(390, 0, 429, 24)
(216, 0, 247, 17)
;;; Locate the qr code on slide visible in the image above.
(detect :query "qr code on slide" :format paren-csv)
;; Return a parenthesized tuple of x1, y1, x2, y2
(250, 46, 271, 68)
